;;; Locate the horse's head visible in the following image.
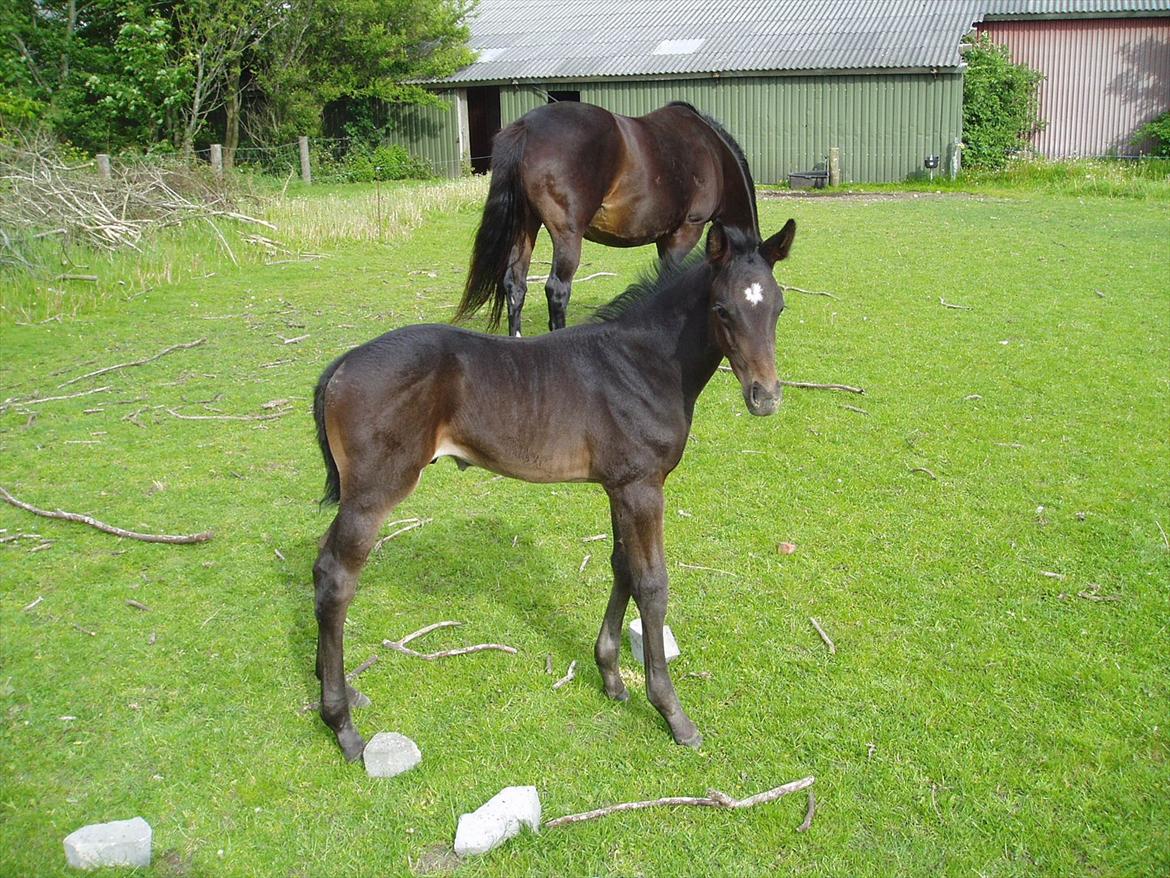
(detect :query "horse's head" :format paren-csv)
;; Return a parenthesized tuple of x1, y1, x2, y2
(706, 219, 796, 416)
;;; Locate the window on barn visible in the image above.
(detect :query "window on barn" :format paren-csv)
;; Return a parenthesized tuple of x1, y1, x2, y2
(547, 90, 580, 103)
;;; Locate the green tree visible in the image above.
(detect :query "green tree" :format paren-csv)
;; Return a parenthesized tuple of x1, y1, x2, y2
(250, 0, 475, 146)
(962, 34, 1045, 170)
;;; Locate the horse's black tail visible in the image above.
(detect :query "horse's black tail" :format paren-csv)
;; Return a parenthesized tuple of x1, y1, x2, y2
(454, 122, 529, 329)
(313, 354, 345, 507)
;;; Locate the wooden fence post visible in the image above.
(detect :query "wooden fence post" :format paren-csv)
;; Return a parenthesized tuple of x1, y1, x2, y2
(210, 144, 223, 177)
(948, 138, 962, 180)
(96, 154, 111, 180)
(828, 147, 841, 187)
(299, 136, 312, 185)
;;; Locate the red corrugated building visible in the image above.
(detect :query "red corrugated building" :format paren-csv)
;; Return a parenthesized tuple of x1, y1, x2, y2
(976, 1, 1170, 157)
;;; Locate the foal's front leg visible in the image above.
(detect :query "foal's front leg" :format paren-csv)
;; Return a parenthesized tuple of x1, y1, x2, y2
(595, 508, 631, 702)
(607, 481, 701, 747)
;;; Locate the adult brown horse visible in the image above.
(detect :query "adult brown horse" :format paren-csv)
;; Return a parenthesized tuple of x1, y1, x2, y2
(454, 100, 759, 337)
(312, 217, 796, 762)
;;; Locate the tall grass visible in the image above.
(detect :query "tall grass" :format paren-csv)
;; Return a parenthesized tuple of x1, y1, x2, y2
(0, 175, 489, 325)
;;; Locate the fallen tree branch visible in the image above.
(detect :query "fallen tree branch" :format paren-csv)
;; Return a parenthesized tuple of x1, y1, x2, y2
(2, 386, 112, 409)
(372, 517, 432, 552)
(840, 404, 869, 416)
(552, 659, 577, 689)
(718, 366, 864, 394)
(526, 271, 616, 283)
(57, 338, 207, 388)
(939, 298, 971, 311)
(346, 654, 379, 681)
(382, 620, 517, 661)
(782, 284, 839, 300)
(809, 617, 837, 654)
(165, 407, 290, 422)
(909, 466, 938, 480)
(796, 789, 817, 833)
(781, 380, 865, 395)
(0, 486, 213, 544)
(544, 777, 816, 829)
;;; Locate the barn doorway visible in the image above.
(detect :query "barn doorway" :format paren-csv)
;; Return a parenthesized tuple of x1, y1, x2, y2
(467, 86, 501, 174)
(547, 90, 580, 103)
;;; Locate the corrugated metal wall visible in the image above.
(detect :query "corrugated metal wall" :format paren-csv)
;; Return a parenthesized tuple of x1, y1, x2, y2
(978, 17, 1170, 157)
(504, 74, 965, 183)
(386, 96, 465, 177)
(394, 73, 965, 183)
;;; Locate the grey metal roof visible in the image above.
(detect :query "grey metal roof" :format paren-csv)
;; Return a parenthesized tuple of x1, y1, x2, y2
(440, 1, 988, 83)
(983, 1, 1170, 16)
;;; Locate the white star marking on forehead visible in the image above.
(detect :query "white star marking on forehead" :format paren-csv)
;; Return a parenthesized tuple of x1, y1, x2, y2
(743, 282, 764, 306)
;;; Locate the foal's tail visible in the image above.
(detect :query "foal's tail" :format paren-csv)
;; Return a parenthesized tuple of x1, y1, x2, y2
(454, 122, 529, 329)
(313, 355, 345, 506)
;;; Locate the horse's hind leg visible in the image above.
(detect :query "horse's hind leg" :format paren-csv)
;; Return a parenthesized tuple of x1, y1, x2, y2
(595, 507, 631, 701)
(314, 476, 418, 761)
(544, 231, 582, 331)
(504, 218, 540, 338)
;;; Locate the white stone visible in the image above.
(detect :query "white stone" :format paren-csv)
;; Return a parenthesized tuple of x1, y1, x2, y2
(63, 817, 151, 870)
(363, 732, 422, 778)
(454, 786, 541, 856)
(628, 618, 680, 665)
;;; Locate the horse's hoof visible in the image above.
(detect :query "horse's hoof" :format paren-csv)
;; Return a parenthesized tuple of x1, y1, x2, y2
(338, 729, 367, 763)
(675, 730, 703, 749)
(347, 686, 371, 709)
(605, 685, 630, 702)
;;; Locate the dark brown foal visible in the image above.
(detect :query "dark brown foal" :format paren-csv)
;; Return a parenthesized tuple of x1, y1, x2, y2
(312, 219, 797, 761)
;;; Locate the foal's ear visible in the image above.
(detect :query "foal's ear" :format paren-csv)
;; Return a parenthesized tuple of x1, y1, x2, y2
(760, 219, 796, 267)
(705, 222, 731, 266)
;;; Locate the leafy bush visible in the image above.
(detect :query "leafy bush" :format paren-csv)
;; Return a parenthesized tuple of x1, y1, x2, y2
(1132, 110, 1170, 158)
(341, 143, 434, 182)
(962, 34, 1045, 170)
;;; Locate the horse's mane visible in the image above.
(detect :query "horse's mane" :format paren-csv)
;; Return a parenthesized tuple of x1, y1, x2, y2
(667, 101, 759, 235)
(589, 251, 707, 324)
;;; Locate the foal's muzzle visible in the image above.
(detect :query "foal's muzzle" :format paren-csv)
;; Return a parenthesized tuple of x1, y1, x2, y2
(746, 380, 782, 416)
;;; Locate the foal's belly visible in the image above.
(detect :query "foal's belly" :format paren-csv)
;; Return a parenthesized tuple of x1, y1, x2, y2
(430, 436, 592, 484)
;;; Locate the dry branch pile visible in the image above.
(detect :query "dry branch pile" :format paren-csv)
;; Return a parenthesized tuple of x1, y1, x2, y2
(0, 136, 270, 262)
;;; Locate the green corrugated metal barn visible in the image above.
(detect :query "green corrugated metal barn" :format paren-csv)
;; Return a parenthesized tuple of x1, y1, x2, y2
(389, 1, 989, 184)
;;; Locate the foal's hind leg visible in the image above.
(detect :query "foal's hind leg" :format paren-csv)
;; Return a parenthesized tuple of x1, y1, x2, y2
(544, 231, 582, 331)
(607, 480, 701, 748)
(314, 477, 419, 761)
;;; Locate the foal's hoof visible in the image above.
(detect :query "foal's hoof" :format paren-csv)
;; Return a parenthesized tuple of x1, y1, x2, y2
(338, 728, 367, 763)
(675, 729, 703, 749)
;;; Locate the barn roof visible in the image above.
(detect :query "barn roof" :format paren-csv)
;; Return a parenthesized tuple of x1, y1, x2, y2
(983, 0, 1170, 17)
(440, 0, 989, 84)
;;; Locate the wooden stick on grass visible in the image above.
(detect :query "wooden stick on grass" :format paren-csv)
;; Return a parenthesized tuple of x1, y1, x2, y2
(809, 617, 837, 655)
(382, 620, 517, 661)
(782, 284, 839, 300)
(552, 660, 577, 690)
(544, 777, 815, 829)
(796, 789, 817, 833)
(0, 487, 213, 545)
(57, 338, 207, 388)
(165, 408, 290, 422)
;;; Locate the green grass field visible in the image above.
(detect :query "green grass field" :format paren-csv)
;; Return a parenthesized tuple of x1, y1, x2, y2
(2, 184, 1168, 877)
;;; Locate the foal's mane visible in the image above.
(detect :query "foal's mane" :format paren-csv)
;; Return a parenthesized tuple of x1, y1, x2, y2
(590, 224, 765, 325)
(589, 253, 704, 324)
(668, 101, 759, 235)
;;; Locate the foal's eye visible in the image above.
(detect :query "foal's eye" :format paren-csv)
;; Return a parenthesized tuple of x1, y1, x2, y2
(712, 303, 732, 323)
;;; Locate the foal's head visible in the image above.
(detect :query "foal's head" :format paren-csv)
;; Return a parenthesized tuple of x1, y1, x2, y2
(706, 218, 797, 416)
